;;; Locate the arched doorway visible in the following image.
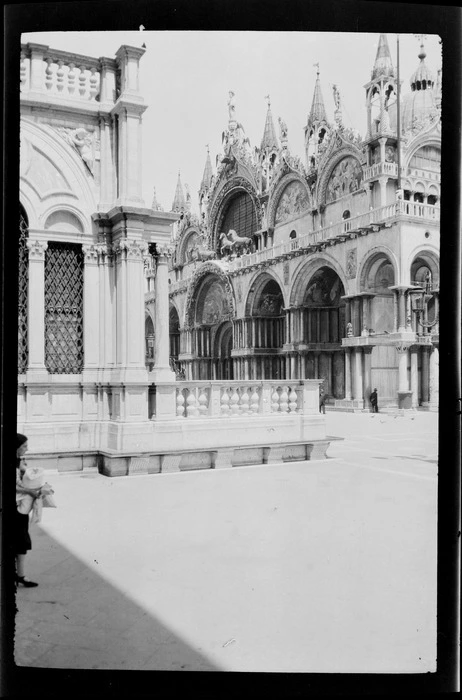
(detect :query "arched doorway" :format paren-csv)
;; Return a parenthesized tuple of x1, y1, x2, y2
(361, 253, 396, 335)
(213, 321, 233, 379)
(300, 266, 345, 397)
(248, 277, 285, 380)
(187, 270, 235, 380)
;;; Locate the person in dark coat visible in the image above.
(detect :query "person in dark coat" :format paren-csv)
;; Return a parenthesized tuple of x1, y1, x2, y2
(319, 388, 327, 414)
(370, 388, 379, 413)
(15, 433, 41, 587)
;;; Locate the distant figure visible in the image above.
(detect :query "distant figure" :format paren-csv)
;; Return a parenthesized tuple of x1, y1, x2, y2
(370, 388, 378, 413)
(319, 389, 327, 415)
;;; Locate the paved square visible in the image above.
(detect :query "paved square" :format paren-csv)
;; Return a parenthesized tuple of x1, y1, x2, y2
(15, 411, 437, 673)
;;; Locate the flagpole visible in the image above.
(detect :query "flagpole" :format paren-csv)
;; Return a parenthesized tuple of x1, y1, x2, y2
(396, 34, 402, 190)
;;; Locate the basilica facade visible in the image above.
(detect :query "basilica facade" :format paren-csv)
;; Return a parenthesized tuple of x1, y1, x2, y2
(159, 34, 440, 411)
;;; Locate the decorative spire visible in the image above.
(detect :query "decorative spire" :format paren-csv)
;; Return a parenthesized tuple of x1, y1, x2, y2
(200, 146, 213, 192)
(260, 95, 279, 152)
(171, 171, 186, 212)
(151, 186, 162, 211)
(371, 34, 395, 80)
(410, 35, 434, 90)
(307, 63, 327, 127)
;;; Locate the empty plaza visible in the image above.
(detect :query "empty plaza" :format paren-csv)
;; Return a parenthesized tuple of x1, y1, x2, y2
(15, 410, 437, 674)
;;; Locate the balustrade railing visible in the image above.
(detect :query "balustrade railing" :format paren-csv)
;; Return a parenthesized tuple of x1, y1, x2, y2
(363, 161, 399, 180)
(20, 44, 117, 103)
(170, 380, 319, 419)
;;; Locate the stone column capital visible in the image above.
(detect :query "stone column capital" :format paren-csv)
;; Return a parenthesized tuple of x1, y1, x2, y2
(26, 239, 48, 260)
(395, 342, 412, 354)
(82, 244, 99, 263)
(114, 239, 148, 261)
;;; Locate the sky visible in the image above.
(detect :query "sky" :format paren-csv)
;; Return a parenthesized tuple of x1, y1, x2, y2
(21, 30, 442, 213)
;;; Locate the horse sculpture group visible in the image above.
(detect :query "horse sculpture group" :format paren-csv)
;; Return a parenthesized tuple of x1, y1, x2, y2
(219, 229, 253, 257)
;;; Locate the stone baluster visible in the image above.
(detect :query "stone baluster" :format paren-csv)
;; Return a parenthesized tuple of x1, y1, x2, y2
(79, 65, 87, 97)
(271, 387, 280, 412)
(186, 390, 198, 417)
(198, 387, 208, 416)
(250, 386, 260, 414)
(20, 50, 27, 91)
(240, 386, 250, 414)
(279, 386, 289, 413)
(67, 62, 76, 95)
(56, 59, 65, 91)
(288, 385, 298, 412)
(221, 387, 230, 416)
(230, 388, 240, 416)
(176, 389, 185, 417)
(45, 57, 54, 91)
(89, 67, 99, 100)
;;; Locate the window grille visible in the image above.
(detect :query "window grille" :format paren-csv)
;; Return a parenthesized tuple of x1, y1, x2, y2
(221, 192, 257, 239)
(45, 242, 84, 373)
(18, 210, 29, 372)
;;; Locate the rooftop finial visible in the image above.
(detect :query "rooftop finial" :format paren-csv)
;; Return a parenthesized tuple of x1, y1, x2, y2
(313, 62, 320, 76)
(265, 94, 271, 107)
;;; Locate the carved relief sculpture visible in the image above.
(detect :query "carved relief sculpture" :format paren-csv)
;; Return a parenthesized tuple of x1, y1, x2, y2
(275, 181, 310, 225)
(326, 157, 363, 203)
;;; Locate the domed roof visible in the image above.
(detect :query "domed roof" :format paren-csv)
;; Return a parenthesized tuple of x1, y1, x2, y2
(410, 45, 435, 89)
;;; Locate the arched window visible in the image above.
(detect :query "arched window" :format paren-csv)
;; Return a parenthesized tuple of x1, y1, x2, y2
(289, 230, 297, 239)
(342, 210, 351, 220)
(220, 191, 257, 241)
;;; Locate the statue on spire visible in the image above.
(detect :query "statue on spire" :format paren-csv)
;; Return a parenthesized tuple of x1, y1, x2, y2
(228, 90, 236, 121)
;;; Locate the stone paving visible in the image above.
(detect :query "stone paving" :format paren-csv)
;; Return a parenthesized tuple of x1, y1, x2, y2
(14, 411, 438, 673)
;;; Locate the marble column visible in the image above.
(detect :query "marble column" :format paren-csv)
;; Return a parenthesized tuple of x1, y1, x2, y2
(82, 245, 100, 378)
(398, 289, 406, 332)
(26, 240, 48, 375)
(429, 345, 439, 410)
(363, 347, 373, 408)
(410, 346, 419, 407)
(344, 349, 352, 400)
(290, 354, 297, 379)
(353, 348, 363, 401)
(421, 346, 430, 406)
(397, 344, 410, 392)
(151, 246, 175, 382)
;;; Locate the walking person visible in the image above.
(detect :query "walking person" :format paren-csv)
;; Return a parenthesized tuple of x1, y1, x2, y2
(370, 388, 379, 413)
(15, 433, 40, 587)
(319, 388, 327, 414)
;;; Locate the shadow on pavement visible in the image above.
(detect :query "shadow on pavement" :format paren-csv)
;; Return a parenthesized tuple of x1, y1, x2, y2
(13, 522, 220, 691)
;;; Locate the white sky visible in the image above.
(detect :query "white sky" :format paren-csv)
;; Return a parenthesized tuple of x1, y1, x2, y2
(21, 30, 442, 212)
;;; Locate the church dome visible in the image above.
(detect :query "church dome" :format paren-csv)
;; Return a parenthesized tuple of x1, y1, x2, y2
(388, 42, 437, 134)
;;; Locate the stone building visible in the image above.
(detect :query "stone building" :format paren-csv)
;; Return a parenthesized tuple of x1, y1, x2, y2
(160, 34, 440, 412)
(18, 40, 332, 475)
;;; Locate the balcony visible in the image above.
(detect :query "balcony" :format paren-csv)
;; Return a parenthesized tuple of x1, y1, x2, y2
(227, 202, 440, 272)
(363, 161, 440, 185)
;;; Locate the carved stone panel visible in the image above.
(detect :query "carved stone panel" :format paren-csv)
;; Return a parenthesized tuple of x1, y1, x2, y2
(275, 181, 310, 225)
(326, 156, 362, 203)
(346, 249, 357, 279)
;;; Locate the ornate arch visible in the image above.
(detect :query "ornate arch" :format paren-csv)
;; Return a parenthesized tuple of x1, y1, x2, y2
(267, 172, 312, 230)
(175, 226, 202, 266)
(184, 262, 236, 330)
(358, 245, 400, 291)
(20, 118, 97, 220)
(316, 145, 364, 206)
(407, 246, 440, 285)
(244, 269, 286, 316)
(208, 176, 262, 250)
(289, 254, 348, 306)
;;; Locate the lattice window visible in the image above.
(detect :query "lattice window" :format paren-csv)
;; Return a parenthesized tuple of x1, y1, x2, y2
(45, 242, 84, 373)
(18, 210, 29, 372)
(220, 192, 257, 239)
